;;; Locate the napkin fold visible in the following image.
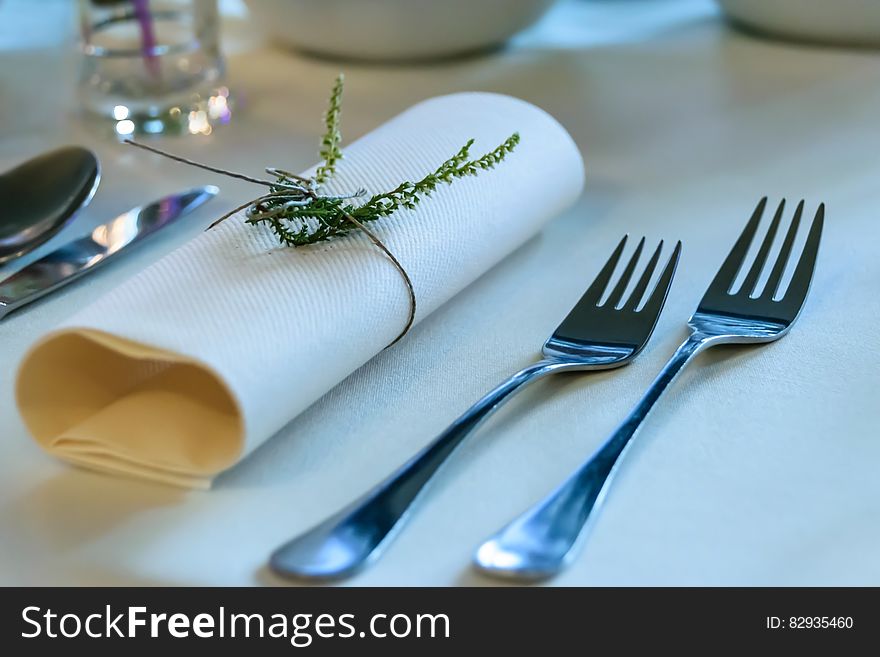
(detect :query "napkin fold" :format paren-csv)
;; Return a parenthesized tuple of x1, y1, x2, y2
(16, 92, 584, 488)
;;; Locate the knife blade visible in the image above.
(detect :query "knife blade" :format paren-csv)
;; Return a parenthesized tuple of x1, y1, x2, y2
(0, 185, 218, 321)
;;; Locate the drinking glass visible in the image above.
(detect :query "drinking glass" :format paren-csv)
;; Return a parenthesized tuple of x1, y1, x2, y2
(78, 0, 231, 136)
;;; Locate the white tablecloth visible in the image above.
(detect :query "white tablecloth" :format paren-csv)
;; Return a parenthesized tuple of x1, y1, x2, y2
(1, 0, 878, 586)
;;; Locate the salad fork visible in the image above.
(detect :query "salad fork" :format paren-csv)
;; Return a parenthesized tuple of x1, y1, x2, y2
(271, 235, 682, 580)
(474, 197, 824, 581)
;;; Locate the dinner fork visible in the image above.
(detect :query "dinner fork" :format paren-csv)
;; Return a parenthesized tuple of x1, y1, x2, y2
(474, 197, 824, 581)
(270, 235, 682, 580)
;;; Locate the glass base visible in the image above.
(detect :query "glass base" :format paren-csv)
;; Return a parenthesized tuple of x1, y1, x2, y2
(82, 85, 234, 138)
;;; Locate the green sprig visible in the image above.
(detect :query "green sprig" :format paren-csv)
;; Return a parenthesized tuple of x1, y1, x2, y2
(314, 74, 345, 186)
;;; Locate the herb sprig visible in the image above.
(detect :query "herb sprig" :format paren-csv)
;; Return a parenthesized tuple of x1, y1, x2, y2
(243, 75, 519, 248)
(314, 73, 344, 186)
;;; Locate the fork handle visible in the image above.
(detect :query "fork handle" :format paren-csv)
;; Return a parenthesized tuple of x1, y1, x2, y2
(473, 332, 712, 581)
(270, 358, 575, 581)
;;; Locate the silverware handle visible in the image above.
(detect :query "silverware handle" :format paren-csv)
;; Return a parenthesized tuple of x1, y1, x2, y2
(270, 358, 572, 581)
(474, 333, 709, 580)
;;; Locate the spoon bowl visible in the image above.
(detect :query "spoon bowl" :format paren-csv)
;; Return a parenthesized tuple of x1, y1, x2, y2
(0, 146, 100, 265)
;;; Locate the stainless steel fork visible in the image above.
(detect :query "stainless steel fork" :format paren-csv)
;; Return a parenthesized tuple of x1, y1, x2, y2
(474, 197, 824, 581)
(270, 235, 682, 581)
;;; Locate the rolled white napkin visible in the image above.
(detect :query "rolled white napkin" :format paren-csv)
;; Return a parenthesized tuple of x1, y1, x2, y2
(16, 92, 584, 488)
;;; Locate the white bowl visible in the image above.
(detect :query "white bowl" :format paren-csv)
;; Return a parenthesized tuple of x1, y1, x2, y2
(717, 0, 880, 47)
(242, 0, 558, 61)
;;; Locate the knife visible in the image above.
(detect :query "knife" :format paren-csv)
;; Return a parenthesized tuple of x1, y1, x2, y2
(0, 185, 218, 321)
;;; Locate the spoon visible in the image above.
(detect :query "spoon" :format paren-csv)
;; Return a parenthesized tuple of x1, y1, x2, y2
(0, 146, 101, 265)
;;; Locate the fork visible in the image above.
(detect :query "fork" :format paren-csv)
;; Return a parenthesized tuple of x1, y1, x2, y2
(473, 197, 824, 581)
(270, 235, 682, 581)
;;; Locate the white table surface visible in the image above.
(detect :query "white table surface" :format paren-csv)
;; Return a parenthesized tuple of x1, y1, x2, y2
(1, 0, 879, 586)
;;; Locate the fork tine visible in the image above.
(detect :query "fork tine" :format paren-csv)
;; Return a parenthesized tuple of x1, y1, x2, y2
(778, 204, 824, 311)
(578, 235, 628, 306)
(762, 200, 803, 300)
(739, 199, 784, 296)
(604, 237, 645, 308)
(622, 240, 663, 311)
(639, 241, 682, 316)
(706, 197, 766, 295)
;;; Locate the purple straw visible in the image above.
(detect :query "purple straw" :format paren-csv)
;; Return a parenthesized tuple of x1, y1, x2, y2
(132, 0, 160, 77)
